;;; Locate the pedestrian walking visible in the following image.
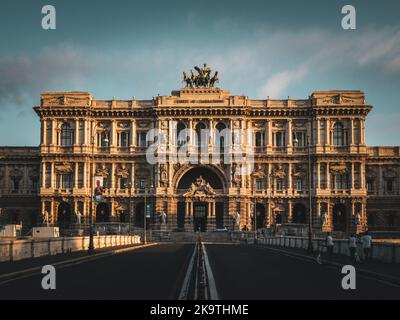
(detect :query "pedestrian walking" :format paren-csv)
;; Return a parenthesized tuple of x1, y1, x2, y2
(361, 231, 372, 262)
(325, 232, 334, 262)
(348, 234, 358, 263)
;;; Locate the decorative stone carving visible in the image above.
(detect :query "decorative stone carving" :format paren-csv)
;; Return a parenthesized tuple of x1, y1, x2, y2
(184, 176, 215, 200)
(160, 164, 168, 187)
(115, 164, 129, 178)
(231, 163, 242, 187)
(383, 168, 397, 179)
(251, 164, 265, 178)
(55, 162, 73, 174)
(293, 164, 306, 177)
(9, 167, 24, 178)
(330, 162, 348, 174)
(96, 163, 109, 177)
(272, 164, 286, 178)
(117, 122, 130, 129)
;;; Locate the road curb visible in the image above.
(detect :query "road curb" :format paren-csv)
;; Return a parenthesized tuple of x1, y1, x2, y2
(0, 243, 158, 284)
(253, 244, 400, 287)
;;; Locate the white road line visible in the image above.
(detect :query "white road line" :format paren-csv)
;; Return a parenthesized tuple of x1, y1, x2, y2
(201, 242, 219, 300)
(178, 243, 198, 300)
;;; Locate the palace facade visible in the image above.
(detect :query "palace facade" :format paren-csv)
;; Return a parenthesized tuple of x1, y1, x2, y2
(0, 85, 399, 234)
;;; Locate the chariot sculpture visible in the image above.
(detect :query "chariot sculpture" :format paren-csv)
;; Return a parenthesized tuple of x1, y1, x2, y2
(183, 64, 219, 88)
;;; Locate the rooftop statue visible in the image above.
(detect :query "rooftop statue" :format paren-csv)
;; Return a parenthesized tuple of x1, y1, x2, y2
(183, 64, 219, 88)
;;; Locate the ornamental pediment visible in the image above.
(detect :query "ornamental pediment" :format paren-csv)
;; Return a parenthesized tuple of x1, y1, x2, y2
(55, 162, 73, 174)
(40, 92, 91, 107)
(330, 163, 348, 174)
(184, 176, 216, 198)
(383, 169, 397, 179)
(115, 164, 129, 178)
(293, 164, 306, 177)
(96, 164, 109, 177)
(273, 164, 286, 178)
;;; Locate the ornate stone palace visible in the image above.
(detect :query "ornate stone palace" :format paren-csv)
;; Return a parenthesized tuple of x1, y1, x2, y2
(0, 75, 399, 234)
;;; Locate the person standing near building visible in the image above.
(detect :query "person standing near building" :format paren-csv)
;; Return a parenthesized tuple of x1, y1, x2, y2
(348, 234, 358, 263)
(326, 232, 335, 262)
(361, 231, 372, 262)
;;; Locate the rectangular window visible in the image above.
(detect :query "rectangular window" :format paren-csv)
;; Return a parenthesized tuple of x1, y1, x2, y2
(61, 174, 73, 189)
(387, 180, 393, 192)
(120, 177, 128, 189)
(277, 179, 283, 191)
(255, 132, 263, 147)
(78, 163, 84, 188)
(140, 179, 146, 189)
(366, 181, 373, 192)
(97, 131, 109, 147)
(256, 179, 262, 190)
(296, 178, 303, 191)
(45, 163, 51, 188)
(118, 131, 130, 147)
(275, 132, 286, 147)
(137, 132, 147, 147)
(293, 131, 306, 147)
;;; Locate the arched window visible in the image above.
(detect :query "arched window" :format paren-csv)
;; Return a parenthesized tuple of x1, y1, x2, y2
(333, 122, 344, 146)
(176, 122, 187, 146)
(61, 123, 74, 146)
(195, 123, 206, 147)
(215, 123, 226, 148)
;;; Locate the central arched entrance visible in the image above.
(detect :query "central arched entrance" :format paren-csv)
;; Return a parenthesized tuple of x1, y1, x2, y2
(176, 165, 226, 232)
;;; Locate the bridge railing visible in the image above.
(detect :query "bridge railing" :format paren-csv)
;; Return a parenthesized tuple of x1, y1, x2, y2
(252, 234, 400, 264)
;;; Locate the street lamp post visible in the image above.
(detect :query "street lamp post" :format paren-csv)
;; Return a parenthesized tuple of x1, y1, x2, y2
(306, 135, 314, 252)
(144, 187, 147, 244)
(88, 124, 109, 255)
(294, 134, 314, 252)
(253, 194, 257, 244)
(128, 182, 133, 235)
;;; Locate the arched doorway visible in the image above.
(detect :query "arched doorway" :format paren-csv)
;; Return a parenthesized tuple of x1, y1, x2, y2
(255, 203, 266, 229)
(332, 203, 347, 231)
(96, 203, 110, 223)
(135, 202, 144, 227)
(57, 202, 72, 227)
(292, 203, 307, 224)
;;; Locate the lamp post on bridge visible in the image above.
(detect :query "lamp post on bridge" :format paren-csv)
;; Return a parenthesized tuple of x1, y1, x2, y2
(88, 124, 109, 255)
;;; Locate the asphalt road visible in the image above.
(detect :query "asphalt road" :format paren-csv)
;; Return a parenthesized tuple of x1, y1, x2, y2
(0, 244, 194, 300)
(205, 244, 400, 300)
(0, 243, 399, 300)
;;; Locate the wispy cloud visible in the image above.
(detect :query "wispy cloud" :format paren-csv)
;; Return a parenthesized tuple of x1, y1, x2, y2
(1, 25, 400, 111)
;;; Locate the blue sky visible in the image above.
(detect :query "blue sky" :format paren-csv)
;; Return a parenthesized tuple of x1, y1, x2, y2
(0, 0, 400, 146)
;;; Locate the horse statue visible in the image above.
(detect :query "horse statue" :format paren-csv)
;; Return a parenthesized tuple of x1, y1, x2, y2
(183, 64, 219, 88)
(191, 70, 197, 87)
(209, 71, 219, 87)
(183, 71, 192, 88)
